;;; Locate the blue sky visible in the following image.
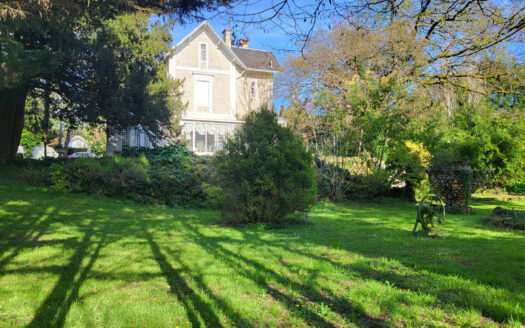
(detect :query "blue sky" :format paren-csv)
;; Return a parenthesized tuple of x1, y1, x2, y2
(162, 1, 524, 110)
(163, 1, 338, 110)
(168, 1, 323, 57)
(169, 20, 296, 57)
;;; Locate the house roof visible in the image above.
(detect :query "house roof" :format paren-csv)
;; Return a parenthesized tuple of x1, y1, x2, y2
(171, 21, 281, 74)
(231, 47, 282, 73)
(48, 135, 87, 148)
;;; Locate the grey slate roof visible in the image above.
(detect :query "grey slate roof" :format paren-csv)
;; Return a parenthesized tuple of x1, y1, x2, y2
(231, 47, 282, 72)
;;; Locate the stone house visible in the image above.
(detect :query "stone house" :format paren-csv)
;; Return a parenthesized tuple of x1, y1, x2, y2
(108, 21, 281, 154)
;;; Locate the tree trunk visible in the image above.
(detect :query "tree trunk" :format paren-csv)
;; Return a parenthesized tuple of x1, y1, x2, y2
(0, 88, 28, 163)
(43, 95, 50, 158)
(58, 122, 63, 148)
(64, 126, 72, 156)
(105, 124, 120, 156)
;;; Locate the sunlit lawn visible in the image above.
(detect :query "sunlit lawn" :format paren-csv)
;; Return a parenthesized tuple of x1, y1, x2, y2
(0, 173, 524, 327)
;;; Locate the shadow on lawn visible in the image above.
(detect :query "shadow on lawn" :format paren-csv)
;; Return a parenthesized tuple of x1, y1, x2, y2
(183, 223, 386, 328)
(27, 226, 106, 328)
(228, 206, 525, 324)
(142, 225, 254, 328)
(0, 205, 58, 271)
(0, 196, 115, 328)
(1, 188, 523, 327)
(0, 195, 256, 328)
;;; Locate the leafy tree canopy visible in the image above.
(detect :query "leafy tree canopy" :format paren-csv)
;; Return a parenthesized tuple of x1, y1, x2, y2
(0, 0, 232, 162)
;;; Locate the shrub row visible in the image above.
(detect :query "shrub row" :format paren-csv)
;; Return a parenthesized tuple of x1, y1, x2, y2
(315, 158, 395, 201)
(504, 179, 525, 195)
(485, 207, 525, 230)
(18, 145, 210, 207)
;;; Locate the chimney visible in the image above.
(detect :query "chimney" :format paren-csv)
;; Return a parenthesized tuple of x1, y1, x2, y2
(239, 38, 249, 48)
(222, 28, 231, 47)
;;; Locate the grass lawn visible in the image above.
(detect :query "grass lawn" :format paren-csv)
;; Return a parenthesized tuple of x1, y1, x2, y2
(0, 173, 524, 328)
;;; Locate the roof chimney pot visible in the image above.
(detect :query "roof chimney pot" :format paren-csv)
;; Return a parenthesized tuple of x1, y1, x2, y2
(239, 38, 249, 48)
(222, 28, 231, 47)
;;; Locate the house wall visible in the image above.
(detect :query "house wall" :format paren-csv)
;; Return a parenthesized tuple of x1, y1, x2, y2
(236, 70, 274, 119)
(174, 32, 231, 71)
(175, 70, 194, 114)
(163, 23, 279, 154)
(213, 74, 230, 115)
(170, 28, 233, 117)
(111, 24, 279, 155)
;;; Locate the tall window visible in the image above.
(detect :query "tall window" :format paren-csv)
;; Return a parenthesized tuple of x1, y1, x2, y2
(195, 79, 210, 112)
(195, 123, 206, 152)
(194, 75, 212, 112)
(133, 129, 140, 147)
(250, 81, 257, 99)
(122, 128, 130, 147)
(199, 43, 208, 68)
(182, 123, 194, 149)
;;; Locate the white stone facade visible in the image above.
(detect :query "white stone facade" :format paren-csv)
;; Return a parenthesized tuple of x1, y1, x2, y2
(112, 21, 280, 155)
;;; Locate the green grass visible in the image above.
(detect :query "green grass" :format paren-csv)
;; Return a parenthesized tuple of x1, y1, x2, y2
(0, 174, 524, 327)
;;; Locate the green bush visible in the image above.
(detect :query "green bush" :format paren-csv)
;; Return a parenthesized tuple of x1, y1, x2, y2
(314, 157, 352, 201)
(48, 156, 151, 202)
(17, 145, 210, 207)
(485, 207, 525, 230)
(122, 145, 209, 207)
(505, 179, 525, 195)
(208, 108, 317, 223)
(19, 129, 43, 157)
(432, 99, 524, 185)
(121, 144, 193, 166)
(18, 158, 59, 186)
(315, 158, 393, 201)
(341, 170, 391, 200)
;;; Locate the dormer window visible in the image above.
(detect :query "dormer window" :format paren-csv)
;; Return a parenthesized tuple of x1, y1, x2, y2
(199, 43, 208, 68)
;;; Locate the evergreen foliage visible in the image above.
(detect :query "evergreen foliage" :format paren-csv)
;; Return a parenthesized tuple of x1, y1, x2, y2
(15, 145, 210, 207)
(208, 108, 317, 223)
(0, 0, 231, 162)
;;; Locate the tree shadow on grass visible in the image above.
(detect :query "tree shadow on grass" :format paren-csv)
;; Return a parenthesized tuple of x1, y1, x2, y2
(237, 222, 525, 324)
(26, 224, 106, 328)
(142, 216, 259, 328)
(164, 244, 255, 328)
(184, 223, 386, 328)
(0, 205, 58, 271)
(142, 226, 227, 328)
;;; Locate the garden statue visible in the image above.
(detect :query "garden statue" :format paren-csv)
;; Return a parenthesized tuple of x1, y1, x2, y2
(414, 192, 446, 236)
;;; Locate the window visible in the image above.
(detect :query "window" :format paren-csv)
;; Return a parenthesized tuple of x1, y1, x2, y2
(122, 128, 130, 147)
(199, 43, 208, 68)
(250, 80, 258, 99)
(133, 129, 140, 147)
(194, 75, 212, 112)
(200, 44, 207, 61)
(144, 134, 151, 148)
(182, 122, 239, 153)
(195, 123, 206, 152)
(182, 122, 194, 149)
(216, 124, 229, 150)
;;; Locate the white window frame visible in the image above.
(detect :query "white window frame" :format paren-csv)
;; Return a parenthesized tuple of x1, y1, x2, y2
(198, 42, 208, 69)
(121, 128, 130, 147)
(183, 121, 195, 151)
(182, 121, 240, 154)
(133, 128, 140, 147)
(193, 74, 213, 113)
